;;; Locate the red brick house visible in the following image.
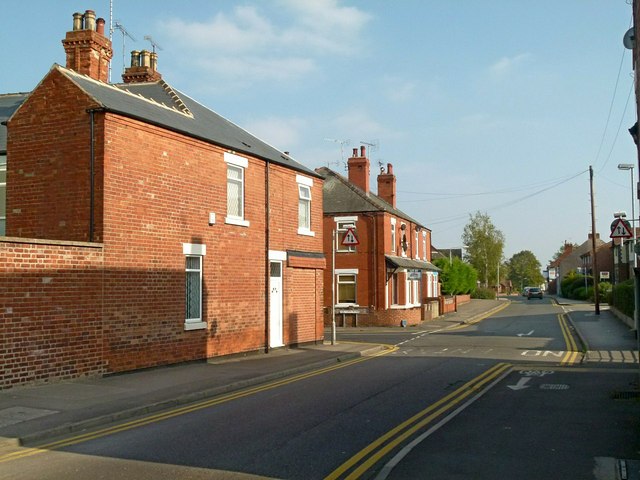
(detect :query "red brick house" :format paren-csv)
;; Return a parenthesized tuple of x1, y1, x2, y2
(317, 146, 439, 327)
(0, 10, 325, 389)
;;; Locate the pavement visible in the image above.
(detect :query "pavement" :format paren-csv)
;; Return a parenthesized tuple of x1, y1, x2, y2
(0, 295, 636, 448)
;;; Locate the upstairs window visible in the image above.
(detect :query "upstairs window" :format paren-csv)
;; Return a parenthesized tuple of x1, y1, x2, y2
(391, 218, 396, 254)
(225, 152, 249, 227)
(296, 175, 314, 236)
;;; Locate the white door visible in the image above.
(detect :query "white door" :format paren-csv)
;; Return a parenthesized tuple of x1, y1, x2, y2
(269, 261, 284, 347)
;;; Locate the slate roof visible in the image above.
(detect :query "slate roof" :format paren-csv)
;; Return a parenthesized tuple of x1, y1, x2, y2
(315, 166, 429, 230)
(7, 65, 319, 178)
(0, 93, 28, 152)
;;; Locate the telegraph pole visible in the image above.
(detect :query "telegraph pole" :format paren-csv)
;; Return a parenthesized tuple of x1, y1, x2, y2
(590, 165, 600, 315)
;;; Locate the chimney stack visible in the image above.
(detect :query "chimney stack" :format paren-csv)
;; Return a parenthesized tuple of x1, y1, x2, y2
(347, 145, 370, 194)
(377, 163, 397, 208)
(62, 10, 112, 83)
(122, 49, 163, 83)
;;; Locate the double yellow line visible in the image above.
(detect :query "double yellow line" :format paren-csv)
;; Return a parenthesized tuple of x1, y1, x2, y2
(558, 314, 580, 365)
(324, 362, 512, 480)
(0, 345, 397, 464)
(445, 301, 511, 331)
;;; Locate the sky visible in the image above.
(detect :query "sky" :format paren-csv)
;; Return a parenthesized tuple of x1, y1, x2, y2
(1, 1, 637, 269)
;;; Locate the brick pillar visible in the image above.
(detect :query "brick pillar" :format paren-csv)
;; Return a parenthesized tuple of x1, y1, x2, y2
(347, 146, 370, 194)
(377, 163, 396, 208)
(62, 10, 112, 83)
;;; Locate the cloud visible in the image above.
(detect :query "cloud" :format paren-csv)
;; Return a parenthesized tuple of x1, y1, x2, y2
(488, 53, 532, 78)
(243, 116, 307, 152)
(159, 1, 371, 87)
(382, 76, 417, 102)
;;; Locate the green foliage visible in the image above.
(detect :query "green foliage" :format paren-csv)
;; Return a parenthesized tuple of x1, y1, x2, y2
(472, 287, 496, 299)
(560, 271, 593, 300)
(598, 282, 612, 304)
(612, 280, 635, 318)
(433, 257, 478, 295)
(506, 250, 544, 289)
(462, 212, 505, 288)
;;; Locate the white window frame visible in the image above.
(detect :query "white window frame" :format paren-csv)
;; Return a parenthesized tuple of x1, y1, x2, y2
(414, 230, 419, 259)
(224, 152, 250, 227)
(183, 243, 207, 331)
(297, 175, 314, 236)
(422, 231, 427, 261)
(335, 216, 358, 252)
(335, 268, 358, 306)
(390, 218, 396, 253)
(400, 222, 407, 257)
(0, 155, 6, 236)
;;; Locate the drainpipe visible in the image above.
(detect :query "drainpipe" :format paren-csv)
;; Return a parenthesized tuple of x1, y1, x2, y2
(87, 109, 98, 242)
(265, 160, 270, 353)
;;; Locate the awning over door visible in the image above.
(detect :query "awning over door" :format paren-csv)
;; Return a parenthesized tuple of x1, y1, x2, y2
(385, 255, 441, 272)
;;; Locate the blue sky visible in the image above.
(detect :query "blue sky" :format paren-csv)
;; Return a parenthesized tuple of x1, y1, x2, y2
(1, 1, 636, 268)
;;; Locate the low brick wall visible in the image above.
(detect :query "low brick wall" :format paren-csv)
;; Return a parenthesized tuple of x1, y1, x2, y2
(0, 237, 104, 389)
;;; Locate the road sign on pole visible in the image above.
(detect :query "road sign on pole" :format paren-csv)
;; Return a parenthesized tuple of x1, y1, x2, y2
(610, 218, 633, 239)
(341, 227, 360, 246)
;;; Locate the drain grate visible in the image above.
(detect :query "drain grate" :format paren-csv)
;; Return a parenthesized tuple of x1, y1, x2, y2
(611, 390, 640, 400)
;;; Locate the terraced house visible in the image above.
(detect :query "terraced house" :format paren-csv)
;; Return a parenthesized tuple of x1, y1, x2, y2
(317, 147, 440, 327)
(0, 10, 325, 389)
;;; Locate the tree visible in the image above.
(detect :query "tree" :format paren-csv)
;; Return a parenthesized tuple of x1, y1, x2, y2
(462, 212, 505, 288)
(433, 257, 478, 295)
(506, 250, 545, 290)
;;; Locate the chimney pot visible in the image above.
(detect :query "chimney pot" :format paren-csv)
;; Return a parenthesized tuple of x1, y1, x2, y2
(387, 163, 393, 174)
(130, 50, 140, 67)
(352, 148, 358, 157)
(141, 50, 151, 68)
(96, 17, 106, 35)
(360, 145, 366, 157)
(83, 10, 96, 31)
(72, 12, 83, 31)
(150, 52, 158, 71)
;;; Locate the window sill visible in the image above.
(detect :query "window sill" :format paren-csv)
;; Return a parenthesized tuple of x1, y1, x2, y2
(184, 321, 207, 331)
(335, 303, 359, 308)
(225, 217, 250, 227)
(390, 304, 419, 310)
(297, 228, 315, 237)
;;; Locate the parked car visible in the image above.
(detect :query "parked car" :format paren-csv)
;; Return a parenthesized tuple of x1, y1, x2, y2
(522, 287, 531, 297)
(527, 287, 543, 300)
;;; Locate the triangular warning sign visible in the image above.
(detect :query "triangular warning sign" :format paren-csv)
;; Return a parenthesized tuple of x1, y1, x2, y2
(610, 218, 633, 239)
(341, 227, 360, 246)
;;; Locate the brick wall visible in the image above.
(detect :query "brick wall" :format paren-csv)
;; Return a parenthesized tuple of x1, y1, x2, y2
(5, 71, 325, 381)
(0, 238, 104, 389)
(7, 68, 103, 242)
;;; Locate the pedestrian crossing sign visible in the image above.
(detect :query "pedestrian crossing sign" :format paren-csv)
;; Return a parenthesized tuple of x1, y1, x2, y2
(342, 227, 360, 246)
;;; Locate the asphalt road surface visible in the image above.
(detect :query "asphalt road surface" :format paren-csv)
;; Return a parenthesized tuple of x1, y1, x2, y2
(1, 297, 637, 480)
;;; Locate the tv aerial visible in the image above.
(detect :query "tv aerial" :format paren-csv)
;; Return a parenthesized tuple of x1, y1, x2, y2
(113, 22, 136, 74)
(144, 35, 164, 54)
(325, 138, 350, 169)
(623, 27, 635, 49)
(360, 140, 382, 171)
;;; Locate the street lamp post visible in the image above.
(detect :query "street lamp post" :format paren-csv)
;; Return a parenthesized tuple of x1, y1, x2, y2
(618, 164, 639, 351)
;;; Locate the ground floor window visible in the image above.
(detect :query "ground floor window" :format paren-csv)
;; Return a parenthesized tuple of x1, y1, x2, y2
(337, 273, 357, 305)
(183, 243, 207, 330)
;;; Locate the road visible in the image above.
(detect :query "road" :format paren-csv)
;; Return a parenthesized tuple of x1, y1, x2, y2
(0, 296, 638, 479)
